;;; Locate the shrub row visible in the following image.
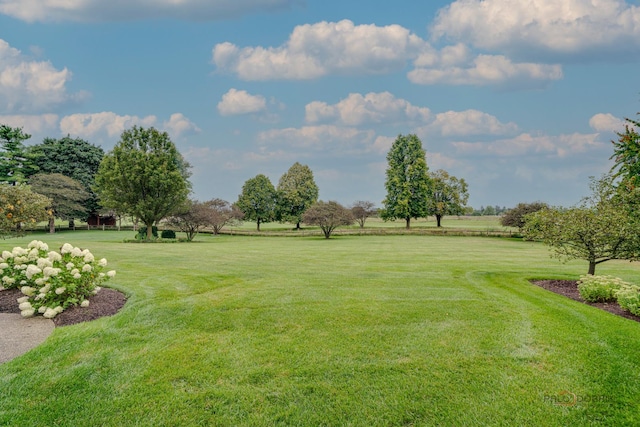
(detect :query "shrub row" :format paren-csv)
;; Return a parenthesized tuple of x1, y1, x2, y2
(577, 275, 640, 316)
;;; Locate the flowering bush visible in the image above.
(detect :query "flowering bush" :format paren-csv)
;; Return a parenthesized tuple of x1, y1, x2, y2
(615, 285, 640, 316)
(0, 240, 116, 319)
(576, 275, 627, 303)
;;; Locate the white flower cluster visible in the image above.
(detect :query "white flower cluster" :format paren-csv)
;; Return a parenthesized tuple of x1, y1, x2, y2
(0, 240, 116, 319)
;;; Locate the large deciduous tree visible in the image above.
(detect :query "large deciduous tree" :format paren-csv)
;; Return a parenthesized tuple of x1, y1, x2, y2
(380, 134, 430, 229)
(351, 200, 376, 228)
(610, 113, 640, 185)
(500, 202, 548, 231)
(276, 162, 319, 229)
(302, 200, 354, 239)
(29, 173, 89, 233)
(236, 174, 276, 231)
(94, 126, 191, 240)
(522, 175, 640, 275)
(29, 135, 104, 223)
(0, 125, 39, 185)
(0, 184, 51, 236)
(426, 169, 469, 227)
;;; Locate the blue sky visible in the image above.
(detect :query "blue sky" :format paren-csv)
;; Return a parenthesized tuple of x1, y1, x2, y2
(1, 0, 639, 210)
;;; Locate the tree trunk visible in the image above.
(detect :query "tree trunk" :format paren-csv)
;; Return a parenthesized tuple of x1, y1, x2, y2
(49, 217, 55, 234)
(69, 219, 75, 230)
(296, 221, 301, 230)
(146, 223, 153, 240)
(405, 217, 410, 229)
(588, 261, 596, 275)
(257, 219, 261, 231)
(436, 215, 442, 227)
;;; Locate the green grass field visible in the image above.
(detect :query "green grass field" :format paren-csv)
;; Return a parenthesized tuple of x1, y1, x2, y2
(1, 230, 640, 426)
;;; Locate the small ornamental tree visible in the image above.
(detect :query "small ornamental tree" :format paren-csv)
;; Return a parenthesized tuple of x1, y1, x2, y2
(0, 184, 51, 236)
(166, 199, 214, 241)
(95, 126, 191, 240)
(302, 200, 354, 239)
(276, 162, 319, 229)
(380, 134, 430, 229)
(351, 200, 376, 228)
(500, 202, 548, 231)
(29, 173, 89, 233)
(236, 174, 276, 231)
(208, 199, 243, 234)
(426, 169, 469, 227)
(523, 175, 640, 275)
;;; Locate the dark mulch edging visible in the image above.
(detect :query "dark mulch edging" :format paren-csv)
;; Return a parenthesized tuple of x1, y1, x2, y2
(0, 287, 127, 327)
(532, 279, 640, 323)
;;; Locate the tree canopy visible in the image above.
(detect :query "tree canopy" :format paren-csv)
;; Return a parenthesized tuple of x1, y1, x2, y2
(276, 162, 319, 229)
(302, 200, 354, 239)
(610, 113, 640, 185)
(29, 173, 89, 233)
(236, 174, 276, 231)
(94, 126, 191, 240)
(0, 184, 51, 236)
(500, 202, 548, 231)
(0, 125, 39, 185)
(426, 169, 468, 227)
(522, 175, 640, 275)
(29, 135, 104, 219)
(380, 134, 430, 229)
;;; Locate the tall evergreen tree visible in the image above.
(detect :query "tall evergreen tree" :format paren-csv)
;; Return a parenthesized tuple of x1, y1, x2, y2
(380, 134, 430, 229)
(0, 125, 39, 185)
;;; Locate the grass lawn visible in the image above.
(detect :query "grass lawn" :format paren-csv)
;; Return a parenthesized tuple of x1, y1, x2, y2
(1, 231, 640, 425)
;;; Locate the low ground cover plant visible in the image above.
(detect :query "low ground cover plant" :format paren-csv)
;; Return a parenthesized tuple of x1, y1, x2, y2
(615, 284, 640, 316)
(577, 274, 628, 302)
(0, 240, 116, 318)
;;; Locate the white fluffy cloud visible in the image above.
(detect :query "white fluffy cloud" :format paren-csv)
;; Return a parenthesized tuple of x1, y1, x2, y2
(0, 114, 58, 134)
(213, 20, 425, 80)
(163, 113, 201, 138)
(0, 0, 297, 22)
(452, 132, 604, 158)
(217, 89, 267, 116)
(258, 125, 376, 152)
(59, 112, 157, 139)
(306, 92, 431, 126)
(431, 0, 640, 59)
(0, 39, 85, 113)
(423, 110, 519, 137)
(589, 113, 626, 132)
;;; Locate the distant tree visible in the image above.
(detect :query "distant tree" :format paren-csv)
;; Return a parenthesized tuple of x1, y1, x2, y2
(29, 135, 104, 224)
(236, 174, 277, 231)
(380, 134, 430, 229)
(500, 202, 549, 231)
(523, 175, 640, 275)
(207, 198, 244, 234)
(482, 205, 496, 216)
(351, 200, 376, 228)
(0, 125, 39, 185)
(0, 184, 51, 236)
(610, 113, 640, 185)
(166, 200, 211, 241)
(426, 169, 469, 227)
(94, 126, 191, 240)
(302, 200, 354, 239)
(29, 173, 89, 233)
(276, 162, 319, 229)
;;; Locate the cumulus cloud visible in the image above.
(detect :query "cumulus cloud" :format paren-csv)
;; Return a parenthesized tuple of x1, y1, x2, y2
(0, 39, 86, 113)
(59, 112, 158, 139)
(0, 114, 58, 134)
(423, 109, 519, 137)
(217, 89, 267, 116)
(589, 113, 626, 132)
(258, 125, 376, 152)
(431, 0, 640, 60)
(409, 54, 562, 87)
(305, 92, 431, 126)
(0, 0, 298, 22)
(213, 19, 425, 80)
(163, 113, 201, 138)
(452, 132, 604, 158)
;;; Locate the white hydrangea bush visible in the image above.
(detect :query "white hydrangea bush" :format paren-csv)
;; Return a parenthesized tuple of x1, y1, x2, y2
(0, 240, 116, 319)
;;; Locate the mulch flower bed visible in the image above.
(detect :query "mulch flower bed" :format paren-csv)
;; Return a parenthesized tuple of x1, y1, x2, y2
(0, 287, 127, 327)
(531, 279, 640, 323)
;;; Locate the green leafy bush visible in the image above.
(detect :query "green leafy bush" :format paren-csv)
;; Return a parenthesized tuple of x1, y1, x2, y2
(161, 229, 176, 239)
(0, 240, 116, 318)
(615, 285, 640, 316)
(136, 226, 158, 240)
(577, 275, 627, 303)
